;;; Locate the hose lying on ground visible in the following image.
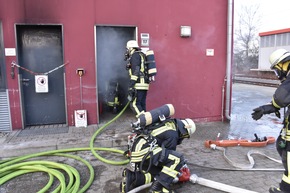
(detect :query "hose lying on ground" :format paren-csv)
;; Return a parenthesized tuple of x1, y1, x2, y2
(0, 147, 127, 193)
(189, 174, 259, 193)
(209, 144, 282, 170)
(89, 101, 130, 165)
(0, 101, 131, 192)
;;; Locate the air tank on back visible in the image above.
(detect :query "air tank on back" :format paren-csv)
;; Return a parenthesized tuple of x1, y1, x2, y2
(138, 104, 175, 127)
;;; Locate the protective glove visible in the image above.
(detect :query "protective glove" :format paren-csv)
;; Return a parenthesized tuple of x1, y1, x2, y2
(251, 104, 280, 121)
(178, 165, 191, 182)
(127, 88, 136, 101)
(126, 63, 131, 70)
(149, 76, 155, 83)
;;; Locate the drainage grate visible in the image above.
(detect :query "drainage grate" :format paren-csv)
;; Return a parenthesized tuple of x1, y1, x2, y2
(17, 125, 69, 137)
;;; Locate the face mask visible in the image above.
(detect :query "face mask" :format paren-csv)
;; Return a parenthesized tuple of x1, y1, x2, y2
(124, 49, 130, 61)
(273, 64, 287, 81)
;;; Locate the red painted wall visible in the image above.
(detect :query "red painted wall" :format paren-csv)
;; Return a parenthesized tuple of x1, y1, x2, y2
(94, 0, 229, 121)
(0, 0, 231, 129)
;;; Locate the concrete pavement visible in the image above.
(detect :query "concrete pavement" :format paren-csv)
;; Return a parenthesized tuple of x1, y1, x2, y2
(0, 83, 285, 193)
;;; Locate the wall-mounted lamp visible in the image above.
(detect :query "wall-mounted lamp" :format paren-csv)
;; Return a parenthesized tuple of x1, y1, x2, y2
(180, 26, 191, 37)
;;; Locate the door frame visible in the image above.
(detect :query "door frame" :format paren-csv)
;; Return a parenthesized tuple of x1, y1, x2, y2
(94, 24, 137, 122)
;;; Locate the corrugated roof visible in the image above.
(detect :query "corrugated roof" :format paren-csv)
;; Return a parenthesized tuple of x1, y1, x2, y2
(259, 28, 290, 36)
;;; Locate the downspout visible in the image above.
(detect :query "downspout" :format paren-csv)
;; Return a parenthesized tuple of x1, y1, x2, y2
(225, 0, 233, 120)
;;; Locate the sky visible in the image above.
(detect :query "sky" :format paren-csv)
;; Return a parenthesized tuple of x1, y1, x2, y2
(234, 0, 290, 33)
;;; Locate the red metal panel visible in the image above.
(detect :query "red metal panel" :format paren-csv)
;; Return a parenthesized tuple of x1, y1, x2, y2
(0, 0, 230, 129)
(93, 0, 229, 121)
(59, 1, 97, 126)
(0, 0, 26, 129)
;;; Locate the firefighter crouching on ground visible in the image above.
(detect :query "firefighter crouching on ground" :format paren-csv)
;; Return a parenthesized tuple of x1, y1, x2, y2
(251, 48, 290, 193)
(124, 40, 149, 117)
(120, 104, 196, 193)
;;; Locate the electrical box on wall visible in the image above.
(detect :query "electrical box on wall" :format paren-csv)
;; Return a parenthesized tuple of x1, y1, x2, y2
(35, 75, 49, 93)
(141, 33, 150, 47)
(74, 110, 87, 127)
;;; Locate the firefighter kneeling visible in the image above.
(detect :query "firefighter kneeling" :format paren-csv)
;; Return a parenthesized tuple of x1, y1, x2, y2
(120, 104, 196, 193)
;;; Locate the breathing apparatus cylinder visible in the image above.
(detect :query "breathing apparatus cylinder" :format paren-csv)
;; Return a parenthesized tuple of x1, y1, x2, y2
(138, 104, 175, 127)
(145, 50, 157, 78)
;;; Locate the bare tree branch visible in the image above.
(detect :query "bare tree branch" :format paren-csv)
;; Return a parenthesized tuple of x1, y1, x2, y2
(234, 3, 261, 73)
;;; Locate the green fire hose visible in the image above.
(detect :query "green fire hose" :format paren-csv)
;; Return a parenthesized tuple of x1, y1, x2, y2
(89, 101, 130, 165)
(0, 101, 131, 192)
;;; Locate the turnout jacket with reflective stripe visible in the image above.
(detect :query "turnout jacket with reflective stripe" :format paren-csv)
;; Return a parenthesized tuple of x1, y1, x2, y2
(272, 75, 290, 108)
(150, 121, 181, 151)
(128, 51, 149, 90)
(131, 121, 181, 161)
(130, 137, 162, 163)
(272, 74, 290, 141)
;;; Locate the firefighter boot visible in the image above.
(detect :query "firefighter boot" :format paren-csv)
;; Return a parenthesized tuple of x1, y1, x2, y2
(269, 187, 286, 193)
(149, 180, 175, 193)
(119, 168, 149, 193)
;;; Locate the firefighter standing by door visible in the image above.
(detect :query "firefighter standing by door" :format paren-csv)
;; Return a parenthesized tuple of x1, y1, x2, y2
(251, 48, 290, 193)
(120, 104, 196, 193)
(124, 40, 149, 117)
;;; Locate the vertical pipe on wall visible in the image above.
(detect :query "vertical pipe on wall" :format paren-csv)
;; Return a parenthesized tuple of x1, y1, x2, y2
(225, 0, 233, 120)
(221, 77, 226, 122)
(80, 76, 83, 109)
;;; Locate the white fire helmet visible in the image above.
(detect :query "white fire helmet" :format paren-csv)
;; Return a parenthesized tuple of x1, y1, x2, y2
(269, 48, 290, 69)
(126, 40, 139, 49)
(181, 118, 196, 136)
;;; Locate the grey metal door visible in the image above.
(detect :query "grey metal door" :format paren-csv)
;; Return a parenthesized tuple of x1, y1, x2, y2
(17, 25, 66, 126)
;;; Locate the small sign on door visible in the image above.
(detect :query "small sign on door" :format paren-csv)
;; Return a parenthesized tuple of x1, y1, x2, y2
(35, 75, 49, 93)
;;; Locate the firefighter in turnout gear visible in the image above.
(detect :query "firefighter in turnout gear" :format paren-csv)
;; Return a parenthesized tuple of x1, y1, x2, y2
(252, 48, 290, 193)
(124, 40, 150, 117)
(120, 105, 196, 193)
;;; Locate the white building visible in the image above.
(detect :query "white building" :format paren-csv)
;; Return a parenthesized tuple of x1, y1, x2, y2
(259, 28, 290, 70)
